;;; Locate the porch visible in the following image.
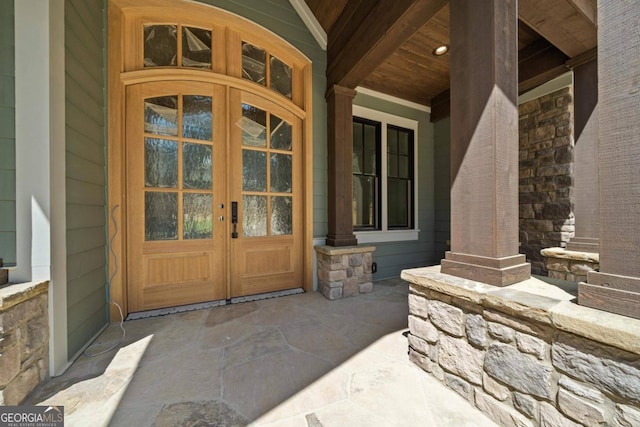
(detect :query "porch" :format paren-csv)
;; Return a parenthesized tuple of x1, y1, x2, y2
(26, 279, 498, 426)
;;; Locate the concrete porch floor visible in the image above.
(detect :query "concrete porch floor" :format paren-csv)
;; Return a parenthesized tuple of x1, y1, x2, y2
(28, 278, 497, 426)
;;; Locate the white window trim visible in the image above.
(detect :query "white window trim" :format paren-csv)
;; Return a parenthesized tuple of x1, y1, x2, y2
(352, 105, 420, 244)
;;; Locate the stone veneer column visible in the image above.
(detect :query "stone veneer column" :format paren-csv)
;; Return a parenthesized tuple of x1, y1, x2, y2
(579, 1, 640, 319)
(442, 0, 530, 286)
(325, 85, 358, 247)
(566, 59, 599, 253)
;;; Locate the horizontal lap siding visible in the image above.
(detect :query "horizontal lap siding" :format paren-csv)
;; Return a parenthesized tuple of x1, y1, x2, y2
(196, 0, 328, 237)
(354, 93, 437, 280)
(65, 0, 107, 356)
(0, 2, 15, 264)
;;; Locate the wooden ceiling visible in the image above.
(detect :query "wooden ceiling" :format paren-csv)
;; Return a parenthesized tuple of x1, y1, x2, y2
(304, 0, 597, 107)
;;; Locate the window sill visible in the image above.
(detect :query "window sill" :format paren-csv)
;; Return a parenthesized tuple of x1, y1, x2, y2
(355, 229, 419, 244)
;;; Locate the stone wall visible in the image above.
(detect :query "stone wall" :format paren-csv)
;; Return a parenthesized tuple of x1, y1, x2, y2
(541, 247, 599, 283)
(404, 266, 640, 427)
(519, 88, 575, 275)
(0, 281, 49, 405)
(315, 246, 375, 299)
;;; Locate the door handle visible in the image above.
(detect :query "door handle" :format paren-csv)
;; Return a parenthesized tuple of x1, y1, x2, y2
(231, 201, 238, 238)
(218, 216, 224, 222)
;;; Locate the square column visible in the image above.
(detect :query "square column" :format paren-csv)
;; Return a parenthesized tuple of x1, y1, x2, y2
(566, 59, 599, 253)
(579, 1, 640, 319)
(442, 0, 530, 286)
(325, 85, 358, 247)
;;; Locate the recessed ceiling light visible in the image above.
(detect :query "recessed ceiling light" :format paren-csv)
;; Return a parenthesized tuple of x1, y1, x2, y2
(433, 45, 449, 56)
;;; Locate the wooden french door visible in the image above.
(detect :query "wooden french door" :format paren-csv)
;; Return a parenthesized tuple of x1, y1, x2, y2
(228, 89, 303, 297)
(126, 81, 227, 312)
(126, 82, 302, 312)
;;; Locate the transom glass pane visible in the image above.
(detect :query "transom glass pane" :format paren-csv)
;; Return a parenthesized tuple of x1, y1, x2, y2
(183, 193, 213, 239)
(270, 115, 292, 150)
(145, 138, 178, 188)
(270, 55, 292, 99)
(388, 154, 398, 178)
(144, 25, 177, 67)
(242, 42, 266, 85)
(183, 95, 212, 141)
(243, 195, 267, 237)
(364, 124, 377, 151)
(183, 143, 212, 189)
(145, 96, 178, 136)
(145, 191, 178, 240)
(270, 153, 292, 193)
(271, 196, 292, 235)
(182, 27, 211, 69)
(242, 150, 267, 191)
(240, 104, 267, 147)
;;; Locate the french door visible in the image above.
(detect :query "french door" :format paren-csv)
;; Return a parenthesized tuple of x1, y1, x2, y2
(126, 81, 302, 312)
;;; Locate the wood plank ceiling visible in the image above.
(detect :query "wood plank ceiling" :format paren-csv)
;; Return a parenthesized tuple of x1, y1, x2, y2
(304, 0, 597, 107)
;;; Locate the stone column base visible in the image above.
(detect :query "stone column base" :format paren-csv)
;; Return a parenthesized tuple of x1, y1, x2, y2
(540, 247, 599, 283)
(315, 245, 375, 300)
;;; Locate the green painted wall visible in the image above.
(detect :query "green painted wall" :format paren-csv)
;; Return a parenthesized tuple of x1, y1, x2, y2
(353, 93, 437, 279)
(433, 117, 450, 260)
(0, 2, 15, 265)
(65, 0, 108, 356)
(195, 0, 328, 238)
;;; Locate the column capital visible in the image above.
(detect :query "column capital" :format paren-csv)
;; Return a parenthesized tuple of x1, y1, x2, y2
(325, 84, 357, 101)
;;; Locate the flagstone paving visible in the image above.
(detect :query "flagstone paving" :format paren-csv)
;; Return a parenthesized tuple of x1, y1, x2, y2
(27, 278, 498, 427)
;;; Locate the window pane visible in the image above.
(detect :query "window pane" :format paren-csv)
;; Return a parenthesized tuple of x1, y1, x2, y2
(399, 155, 409, 179)
(270, 153, 292, 193)
(353, 122, 363, 149)
(242, 42, 266, 85)
(271, 196, 292, 235)
(183, 193, 212, 239)
(240, 104, 267, 147)
(145, 96, 178, 136)
(183, 95, 212, 141)
(270, 55, 292, 98)
(364, 124, 377, 151)
(270, 115, 292, 150)
(144, 25, 177, 67)
(243, 195, 267, 237)
(399, 131, 410, 155)
(183, 143, 212, 189)
(388, 153, 398, 178)
(242, 150, 267, 191)
(352, 175, 376, 228)
(388, 179, 409, 228)
(182, 27, 211, 69)
(364, 149, 376, 175)
(145, 138, 178, 188)
(145, 192, 178, 240)
(352, 150, 363, 174)
(388, 129, 398, 154)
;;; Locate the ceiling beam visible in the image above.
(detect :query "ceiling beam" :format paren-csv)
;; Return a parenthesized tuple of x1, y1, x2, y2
(519, 0, 597, 58)
(326, 0, 447, 90)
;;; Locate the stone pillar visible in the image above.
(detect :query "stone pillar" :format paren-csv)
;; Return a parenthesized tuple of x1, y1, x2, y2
(325, 85, 358, 247)
(566, 59, 599, 253)
(579, 1, 640, 319)
(441, 0, 530, 286)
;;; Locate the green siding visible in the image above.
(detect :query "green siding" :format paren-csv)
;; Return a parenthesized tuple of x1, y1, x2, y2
(353, 93, 437, 279)
(65, 0, 107, 356)
(195, 0, 328, 237)
(433, 118, 450, 260)
(0, 2, 15, 264)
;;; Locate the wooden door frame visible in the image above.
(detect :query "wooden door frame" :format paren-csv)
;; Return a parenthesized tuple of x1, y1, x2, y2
(107, 0, 314, 319)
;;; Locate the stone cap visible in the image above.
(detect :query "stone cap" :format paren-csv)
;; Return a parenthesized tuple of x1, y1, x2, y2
(402, 265, 640, 356)
(315, 245, 376, 255)
(0, 281, 49, 312)
(541, 247, 599, 263)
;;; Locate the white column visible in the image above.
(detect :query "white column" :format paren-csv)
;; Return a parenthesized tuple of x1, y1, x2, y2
(14, 0, 68, 375)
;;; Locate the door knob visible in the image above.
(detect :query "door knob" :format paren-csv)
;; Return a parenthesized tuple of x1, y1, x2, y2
(218, 216, 224, 221)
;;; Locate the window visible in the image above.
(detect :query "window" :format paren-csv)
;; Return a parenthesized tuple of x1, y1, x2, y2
(352, 106, 418, 243)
